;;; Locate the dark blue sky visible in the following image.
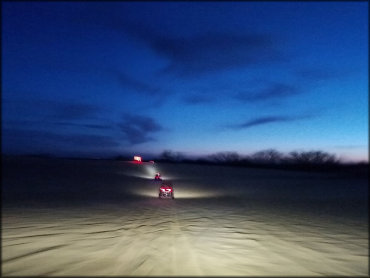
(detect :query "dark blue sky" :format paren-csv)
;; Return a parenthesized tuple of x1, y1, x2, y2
(2, 1, 368, 161)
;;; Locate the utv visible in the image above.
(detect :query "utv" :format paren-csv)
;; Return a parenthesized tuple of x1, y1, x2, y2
(154, 173, 162, 181)
(159, 182, 174, 199)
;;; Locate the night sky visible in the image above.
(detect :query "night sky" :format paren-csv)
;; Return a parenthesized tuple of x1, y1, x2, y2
(2, 1, 368, 161)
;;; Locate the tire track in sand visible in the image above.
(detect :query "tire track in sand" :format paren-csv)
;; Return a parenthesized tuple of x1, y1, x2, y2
(168, 201, 204, 276)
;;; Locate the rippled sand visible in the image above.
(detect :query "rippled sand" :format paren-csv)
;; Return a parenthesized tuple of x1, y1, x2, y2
(2, 157, 368, 276)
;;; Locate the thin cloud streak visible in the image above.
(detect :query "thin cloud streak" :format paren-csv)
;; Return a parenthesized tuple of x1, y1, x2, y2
(229, 115, 312, 130)
(182, 94, 215, 105)
(3, 98, 103, 121)
(234, 83, 300, 102)
(3, 119, 112, 131)
(2, 128, 121, 153)
(53, 122, 112, 130)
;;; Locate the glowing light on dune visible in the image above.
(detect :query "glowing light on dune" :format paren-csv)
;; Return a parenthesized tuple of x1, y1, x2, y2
(131, 186, 222, 199)
(173, 189, 221, 199)
(117, 162, 158, 179)
(142, 165, 157, 178)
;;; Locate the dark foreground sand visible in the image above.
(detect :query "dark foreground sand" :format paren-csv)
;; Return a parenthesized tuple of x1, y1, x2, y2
(2, 157, 368, 276)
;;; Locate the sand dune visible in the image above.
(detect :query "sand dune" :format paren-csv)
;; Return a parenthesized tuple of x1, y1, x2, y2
(2, 157, 368, 276)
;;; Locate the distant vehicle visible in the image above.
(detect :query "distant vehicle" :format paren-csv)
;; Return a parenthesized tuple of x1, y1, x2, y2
(133, 156, 142, 163)
(159, 182, 174, 199)
(149, 160, 155, 164)
(154, 173, 162, 181)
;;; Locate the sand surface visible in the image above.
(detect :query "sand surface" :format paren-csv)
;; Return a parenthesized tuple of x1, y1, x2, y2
(2, 157, 368, 276)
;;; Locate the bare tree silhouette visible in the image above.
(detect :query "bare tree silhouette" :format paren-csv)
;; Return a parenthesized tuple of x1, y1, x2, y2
(288, 151, 339, 165)
(206, 152, 240, 164)
(250, 149, 284, 164)
(153, 149, 347, 171)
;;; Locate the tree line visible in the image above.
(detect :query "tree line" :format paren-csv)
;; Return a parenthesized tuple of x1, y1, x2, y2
(155, 149, 367, 172)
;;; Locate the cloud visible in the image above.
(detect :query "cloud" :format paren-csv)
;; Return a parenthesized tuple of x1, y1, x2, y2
(182, 94, 215, 105)
(3, 97, 164, 147)
(52, 103, 102, 120)
(229, 115, 311, 130)
(119, 114, 163, 145)
(114, 70, 162, 95)
(80, 11, 283, 77)
(3, 98, 103, 121)
(2, 127, 120, 155)
(3, 119, 111, 131)
(69, 4, 285, 77)
(146, 32, 283, 76)
(234, 83, 300, 102)
(61, 134, 120, 148)
(2, 113, 165, 155)
(53, 122, 111, 130)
